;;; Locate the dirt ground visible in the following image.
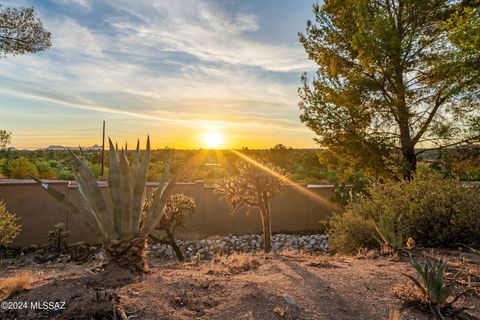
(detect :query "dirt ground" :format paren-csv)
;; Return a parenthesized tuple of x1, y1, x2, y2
(1, 249, 479, 320)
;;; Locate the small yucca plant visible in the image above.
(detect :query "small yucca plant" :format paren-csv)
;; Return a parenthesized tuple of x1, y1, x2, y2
(404, 254, 460, 317)
(33, 137, 177, 272)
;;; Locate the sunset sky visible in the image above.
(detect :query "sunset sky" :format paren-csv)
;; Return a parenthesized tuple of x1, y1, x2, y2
(0, 0, 318, 150)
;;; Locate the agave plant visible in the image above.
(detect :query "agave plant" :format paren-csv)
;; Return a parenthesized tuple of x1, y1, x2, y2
(372, 213, 404, 252)
(404, 254, 460, 318)
(32, 137, 177, 272)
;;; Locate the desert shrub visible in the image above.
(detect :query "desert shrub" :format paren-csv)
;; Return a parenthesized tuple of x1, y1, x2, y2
(88, 163, 102, 178)
(55, 169, 75, 180)
(328, 211, 377, 254)
(329, 169, 480, 253)
(9, 156, 38, 179)
(35, 160, 55, 179)
(33, 224, 91, 263)
(0, 199, 21, 246)
(209, 253, 260, 274)
(47, 223, 70, 253)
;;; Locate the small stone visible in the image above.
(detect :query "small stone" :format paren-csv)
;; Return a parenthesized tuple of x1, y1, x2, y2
(284, 295, 296, 307)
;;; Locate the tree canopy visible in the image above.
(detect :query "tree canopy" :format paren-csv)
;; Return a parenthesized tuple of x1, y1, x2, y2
(299, 0, 480, 179)
(0, 5, 51, 57)
(0, 130, 11, 148)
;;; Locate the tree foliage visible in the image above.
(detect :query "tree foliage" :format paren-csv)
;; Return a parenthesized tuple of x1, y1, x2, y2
(0, 6, 51, 57)
(215, 158, 285, 253)
(149, 193, 196, 261)
(299, 0, 480, 179)
(0, 199, 21, 246)
(0, 130, 11, 148)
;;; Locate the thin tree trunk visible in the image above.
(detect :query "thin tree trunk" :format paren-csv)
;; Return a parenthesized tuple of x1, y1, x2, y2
(260, 207, 272, 253)
(166, 229, 184, 261)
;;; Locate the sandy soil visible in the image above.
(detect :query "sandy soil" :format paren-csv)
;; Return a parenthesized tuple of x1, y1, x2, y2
(1, 250, 479, 320)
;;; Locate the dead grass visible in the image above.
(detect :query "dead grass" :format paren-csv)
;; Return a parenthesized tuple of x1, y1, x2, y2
(447, 258, 480, 297)
(392, 281, 426, 303)
(207, 253, 260, 275)
(0, 272, 32, 301)
(355, 247, 380, 260)
(305, 255, 337, 268)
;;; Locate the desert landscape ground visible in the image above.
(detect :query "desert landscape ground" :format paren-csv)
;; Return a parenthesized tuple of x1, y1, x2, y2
(1, 249, 480, 320)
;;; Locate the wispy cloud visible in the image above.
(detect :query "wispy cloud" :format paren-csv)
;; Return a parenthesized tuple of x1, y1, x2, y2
(0, 0, 316, 148)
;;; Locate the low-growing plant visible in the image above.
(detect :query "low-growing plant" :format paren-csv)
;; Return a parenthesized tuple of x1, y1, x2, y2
(34, 223, 91, 263)
(10, 156, 38, 179)
(0, 272, 32, 300)
(0, 199, 21, 246)
(149, 193, 196, 261)
(404, 254, 461, 317)
(328, 211, 378, 254)
(209, 253, 260, 274)
(47, 223, 70, 254)
(372, 213, 404, 252)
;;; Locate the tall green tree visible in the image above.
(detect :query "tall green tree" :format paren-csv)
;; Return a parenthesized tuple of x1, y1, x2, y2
(0, 5, 51, 56)
(299, 0, 480, 179)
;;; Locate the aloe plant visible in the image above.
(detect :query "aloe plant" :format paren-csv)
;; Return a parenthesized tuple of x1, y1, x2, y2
(404, 254, 460, 318)
(32, 137, 177, 272)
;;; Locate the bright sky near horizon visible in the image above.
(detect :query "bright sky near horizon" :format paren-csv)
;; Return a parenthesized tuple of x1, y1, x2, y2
(0, 0, 319, 150)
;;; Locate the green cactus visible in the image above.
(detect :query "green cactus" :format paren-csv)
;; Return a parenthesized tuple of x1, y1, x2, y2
(32, 137, 177, 272)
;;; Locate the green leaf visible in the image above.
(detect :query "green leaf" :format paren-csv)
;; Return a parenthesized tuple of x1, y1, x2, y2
(107, 138, 122, 234)
(69, 149, 116, 238)
(132, 136, 150, 234)
(30, 175, 104, 243)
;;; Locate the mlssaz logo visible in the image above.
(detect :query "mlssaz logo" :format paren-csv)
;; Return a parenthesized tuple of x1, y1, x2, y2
(30, 301, 66, 310)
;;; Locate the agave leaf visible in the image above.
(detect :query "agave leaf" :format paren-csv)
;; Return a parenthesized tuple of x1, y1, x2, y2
(30, 176, 104, 243)
(74, 172, 111, 236)
(140, 178, 178, 237)
(78, 146, 86, 158)
(132, 137, 150, 234)
(69, 149, 116, 238)
(403, 273, 427, 296)
(107, 138, 122, 234)
(117, 147, 133, 238)
(140, 165, 178, 237)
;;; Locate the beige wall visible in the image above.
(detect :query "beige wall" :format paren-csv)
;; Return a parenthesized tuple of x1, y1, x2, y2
(0, 180, 335, 247)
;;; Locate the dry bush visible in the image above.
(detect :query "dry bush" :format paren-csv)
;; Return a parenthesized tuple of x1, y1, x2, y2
(392, 281, 426, 303)
(355, 247, 379, 260)
(208, 253, 260, 275)
(305, 255, 337, 269)
(0, 272, 32, 300)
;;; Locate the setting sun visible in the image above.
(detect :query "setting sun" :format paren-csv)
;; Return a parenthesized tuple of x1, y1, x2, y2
(203, 132, 223, 149)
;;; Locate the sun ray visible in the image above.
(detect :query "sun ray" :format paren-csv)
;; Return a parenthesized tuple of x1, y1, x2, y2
(231, 150, 341, 211)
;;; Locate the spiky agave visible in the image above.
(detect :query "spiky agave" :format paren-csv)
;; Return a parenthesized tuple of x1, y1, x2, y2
(404, 254, 462, 318)
(32, 137, 177, 272)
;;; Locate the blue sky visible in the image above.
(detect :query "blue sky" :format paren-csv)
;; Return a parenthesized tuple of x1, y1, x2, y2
(0, 0, 318, 149)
